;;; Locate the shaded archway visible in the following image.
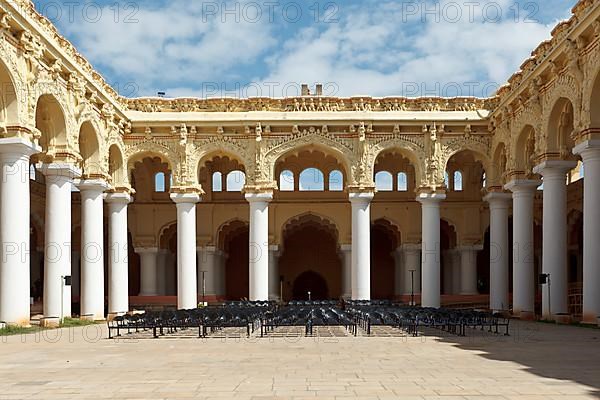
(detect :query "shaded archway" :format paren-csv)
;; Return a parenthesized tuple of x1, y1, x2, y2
(279, 214, 341, 301)
(218, 220, 249, 300)
(292, 271, 329, 300)
(34, 94, 67, 156)
(78, 121, 102, 178)
(371, 219, 400, 299)
(158, 222, 178, 296)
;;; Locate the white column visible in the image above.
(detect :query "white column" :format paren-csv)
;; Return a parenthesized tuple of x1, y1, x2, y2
(106, 192, 131, 316)
(42, 163, 80, 325)
(245, 192, 272, 301)
(79, 180, 108, 320)
(339, 244, 352, 299)
(156, 249, 168, 295)
(458, 245, 482, 295)
(0, 138, 39, 326)
(197, 246, 217, 300)
(417, 192, 445, 308)
(170, 193, 200, 309)
(349, 191, 374, 300)
(574, 142, 600, 323)
(505, 180, 540, 319)
(402, 244, 421, 297)
(268, 245, 280, 301)
(485, 192, 511, 312)
(534, 161, 577, 318)
(136, 248, 159, 296)
(393, 247, 403, 297)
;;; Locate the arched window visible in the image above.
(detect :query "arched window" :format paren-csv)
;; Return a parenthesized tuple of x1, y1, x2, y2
(299, 168, 325, 191)
(29, 164, 37, 181)
(155, 172, 166, 192)
(454, 171, 463, 191)
(397, 172, 408, 192)
(375, 171, 393, 191)
(212, 171, 223, 192)
(329, 170, 344, 191)
(226, 170, 246, 192)
(444, 171, 450, 188)
(279, 170, 294, 191)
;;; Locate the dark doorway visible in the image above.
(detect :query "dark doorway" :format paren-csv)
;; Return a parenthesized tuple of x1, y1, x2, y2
(292, 270, 328, 300)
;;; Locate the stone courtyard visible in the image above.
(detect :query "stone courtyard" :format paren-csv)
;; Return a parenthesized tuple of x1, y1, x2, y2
(0, 321, 599, 399)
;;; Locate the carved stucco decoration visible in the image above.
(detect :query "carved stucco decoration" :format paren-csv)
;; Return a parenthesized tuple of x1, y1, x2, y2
(125, 139, 182, 184)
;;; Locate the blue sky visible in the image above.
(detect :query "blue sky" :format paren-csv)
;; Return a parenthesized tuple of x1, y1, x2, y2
(33, 0, 573, 98)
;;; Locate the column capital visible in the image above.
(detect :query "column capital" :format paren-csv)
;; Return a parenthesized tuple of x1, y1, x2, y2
(484, 192, 511, 206)
(170, 192, 201, 204)
(573, 139, 600, 159)
(0, 137, 41, 156)
(245, 191, 273, 203)
(78, 179, 110, 193)
(268, 244, 280, 252)
(504, 179, 541, 193)
(105, 191, 132, 204)
(400, 243, 421, 252)
(197, 245, 217, 253)
(339, 243, 352, 253)
(41, 162, 81, 179)
(349, 191, 375, 204)
(533, 160, 578, 176)
(416, 191, 446, 204)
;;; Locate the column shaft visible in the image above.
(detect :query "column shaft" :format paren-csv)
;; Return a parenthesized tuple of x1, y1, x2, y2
(402, 244, 421, 296)
(197, 246, 217, 299)
(459, 246, 481, 295)
(171, 193, 200, 309)
(534, 161, 576, 318)
(246, 192, 272, 301)
(43, 164, 79, 324)
(485, 193, 511, 312)
(79, 180, 108, 320)
(574, 142, 600, 322)
(136, 248, 159, 296)
(339, 244, 352, 299)
(506, 180, 539, 318)
(0, 139, 39, 325)
(350, 192, 374, 300)
(418, 193, 445, 308)
(106, 192, 131, 315)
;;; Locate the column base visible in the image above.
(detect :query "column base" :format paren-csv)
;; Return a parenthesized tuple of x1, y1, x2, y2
(40, 317, 60, 328)
(553, 313, 572, 324)
(517, 311, 535, 321)
(459, 291, 479, 296)
(581, 312, 600, 325)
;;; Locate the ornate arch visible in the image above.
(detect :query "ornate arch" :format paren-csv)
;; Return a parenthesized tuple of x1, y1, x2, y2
(369, 136, 426, 187)
(77, 116, 107, 177)
(372, 218, 402, 248)
(543, 73, 582, 133)
(125, 140, 181, 182)
(0, 40, 28, 127)
(264, 133, 355, 183)
(280, 212, 341, 246)
(192, 139, 252, 174)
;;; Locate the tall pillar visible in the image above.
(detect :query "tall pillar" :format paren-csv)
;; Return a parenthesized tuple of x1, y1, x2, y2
(533, 161, 576, 318)
(136, 248, 158, 296)
(216, 251, 227, 298)
(42, 163, 80, 325)
(339, 244, 352, 299)
(0, 138, 39, 326)
(245, 191, 272, 301)
(156, 249, 168, 295)
(197, 246, 217, 300)
(79, 180, 108, 320)
(402, 243, 421, 297)
(106, 191, 131, 316)
(268, 245, 280, 301)
(349, 191, 374, 300)
(484, 192, 511, 312)
(171, 193, 201, 309)
(574, 142, 600, 323)
(417, 192, 445, 308)
(458, 245, 481, 295)
(505, 180, 540, 319)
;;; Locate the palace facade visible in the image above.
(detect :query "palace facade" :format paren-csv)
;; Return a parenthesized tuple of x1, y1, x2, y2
(0, 0, 599, 326)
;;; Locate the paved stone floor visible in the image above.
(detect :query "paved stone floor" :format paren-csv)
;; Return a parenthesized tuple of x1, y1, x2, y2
(0, 320, 599, 399)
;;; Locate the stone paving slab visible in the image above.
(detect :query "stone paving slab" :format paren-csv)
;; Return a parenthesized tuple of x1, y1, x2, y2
(0, 321, 598, 399)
